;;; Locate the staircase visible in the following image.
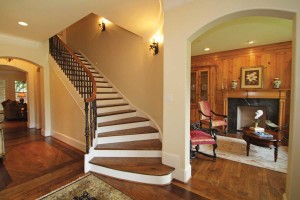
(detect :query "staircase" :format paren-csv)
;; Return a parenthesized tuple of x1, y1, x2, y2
(76, 53, 174, 185)
(49, 36, 174, 185)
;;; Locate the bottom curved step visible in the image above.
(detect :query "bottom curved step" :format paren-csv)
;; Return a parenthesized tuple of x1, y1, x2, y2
(89, 157, 174, 185)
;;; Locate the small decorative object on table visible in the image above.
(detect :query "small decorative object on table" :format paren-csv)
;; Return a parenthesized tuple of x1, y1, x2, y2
(250, 110, 264, 132)
(273, 78, 281, 89)
(254, 131, 273, 138)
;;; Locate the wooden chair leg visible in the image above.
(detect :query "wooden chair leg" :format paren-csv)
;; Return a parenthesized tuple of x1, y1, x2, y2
(190, 141, 195, 159)
(212, 143, 217, 161)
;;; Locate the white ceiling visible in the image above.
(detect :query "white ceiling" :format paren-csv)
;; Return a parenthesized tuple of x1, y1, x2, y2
(0, 0, 162, 42)
(0, 1, 293, 55)
(191, 16, 293, 56)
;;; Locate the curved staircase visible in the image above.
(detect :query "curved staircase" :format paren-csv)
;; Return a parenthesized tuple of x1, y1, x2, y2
(74, 53, 174, 185)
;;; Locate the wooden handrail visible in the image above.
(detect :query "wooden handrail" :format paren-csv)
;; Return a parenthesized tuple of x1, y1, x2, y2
(55, 36, 97, 102)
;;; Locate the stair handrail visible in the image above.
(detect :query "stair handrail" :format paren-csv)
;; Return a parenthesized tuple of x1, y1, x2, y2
(55, 36, 97, 102)
(49, 35, 97, 154)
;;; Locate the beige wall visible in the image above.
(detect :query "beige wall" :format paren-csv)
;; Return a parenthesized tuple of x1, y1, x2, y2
(65, 13, 164, 131)
(163, 0, 300, 199)
(49, 57, 85, 151)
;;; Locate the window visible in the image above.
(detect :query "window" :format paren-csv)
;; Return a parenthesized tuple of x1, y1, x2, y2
(15, 81, 27, 103)
(0, 80, 5, 110)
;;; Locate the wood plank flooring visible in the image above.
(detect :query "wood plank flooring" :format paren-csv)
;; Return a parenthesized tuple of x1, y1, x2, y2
(0, 121, 85, 199)
(0, 121, 286, 200)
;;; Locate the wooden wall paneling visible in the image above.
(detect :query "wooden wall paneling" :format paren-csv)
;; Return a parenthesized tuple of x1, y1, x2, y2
(191, 42, 292, 130)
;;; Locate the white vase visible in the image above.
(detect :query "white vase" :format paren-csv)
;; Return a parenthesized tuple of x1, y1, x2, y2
(273, 78, 281, 89)
(231, 80, 238, 90)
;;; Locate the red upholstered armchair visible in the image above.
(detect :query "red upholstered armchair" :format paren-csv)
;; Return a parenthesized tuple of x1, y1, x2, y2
(190, 125, 217, 160)
(198, 100, 228, 134)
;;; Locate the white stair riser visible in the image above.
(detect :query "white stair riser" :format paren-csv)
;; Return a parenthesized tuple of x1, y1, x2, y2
(95, 77, 105, 82)
(89, 164, 172, 185)
(97, 87, 114, 92)
(93, 150, 161, 157)
(97, 105, 130, 113)
(88, 69, 97, 73)
(96, 93, 118, 99)
(97, 112, 136, 123)
(97, 121, 150, 133)
(98, 132, 159, 144)
(96, 82, 110, 87)
(97, 99, 124, 106)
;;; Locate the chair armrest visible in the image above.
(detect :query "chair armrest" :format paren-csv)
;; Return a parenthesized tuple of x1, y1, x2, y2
(211, 110, 227, 118)
(199, 110, 212, 118)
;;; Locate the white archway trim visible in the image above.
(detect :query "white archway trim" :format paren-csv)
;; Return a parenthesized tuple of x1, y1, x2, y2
(0, 59, 38, 128)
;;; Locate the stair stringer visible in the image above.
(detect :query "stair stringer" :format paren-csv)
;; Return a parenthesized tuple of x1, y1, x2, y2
(49, 56, 85, 113)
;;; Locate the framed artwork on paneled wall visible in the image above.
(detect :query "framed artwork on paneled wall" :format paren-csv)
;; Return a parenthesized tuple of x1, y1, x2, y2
(240, 66, 263, 89)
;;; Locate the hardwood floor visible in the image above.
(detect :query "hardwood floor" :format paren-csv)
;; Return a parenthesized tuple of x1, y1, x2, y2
(0, 121, 286, 200)
(0, 121, 85, 199)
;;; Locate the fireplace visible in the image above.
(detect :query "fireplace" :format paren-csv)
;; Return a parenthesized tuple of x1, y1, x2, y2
(222, 89, 289, 133)
(228, 98, 278, 132)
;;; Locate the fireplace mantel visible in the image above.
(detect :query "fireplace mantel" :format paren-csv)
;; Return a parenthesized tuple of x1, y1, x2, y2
(223, 89, 290, 129)
(223, 89, 289, 99)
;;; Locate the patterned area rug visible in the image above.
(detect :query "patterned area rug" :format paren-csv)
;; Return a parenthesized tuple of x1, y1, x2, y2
(38, 174, 132, 200)
(200, 136, 288, 173)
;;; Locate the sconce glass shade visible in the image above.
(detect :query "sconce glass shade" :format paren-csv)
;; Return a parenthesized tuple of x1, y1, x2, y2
(98, 19, 106, 31)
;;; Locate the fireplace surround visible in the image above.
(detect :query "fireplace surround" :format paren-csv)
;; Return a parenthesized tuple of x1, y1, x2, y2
(222, 89, 289, 133)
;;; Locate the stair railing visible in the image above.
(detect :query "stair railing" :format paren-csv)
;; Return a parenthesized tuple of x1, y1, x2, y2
(49, 35, 97, 154)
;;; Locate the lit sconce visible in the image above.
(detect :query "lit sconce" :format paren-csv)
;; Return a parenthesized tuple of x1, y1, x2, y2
(98, 18, 106, 31)
(149, 35, 161, 55)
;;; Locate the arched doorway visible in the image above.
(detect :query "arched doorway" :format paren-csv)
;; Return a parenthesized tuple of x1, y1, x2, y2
(0, 57, 41, 129)
(163, 4, 300, 199)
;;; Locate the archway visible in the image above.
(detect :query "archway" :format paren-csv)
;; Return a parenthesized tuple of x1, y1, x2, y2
(0, 57, 41, 129)
(163, 4, 300, 199)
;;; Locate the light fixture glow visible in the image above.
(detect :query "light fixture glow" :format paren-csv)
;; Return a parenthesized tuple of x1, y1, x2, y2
(98, 18, 106, 31)
(149, 35, 160, 55)
(18, 21, 28, 26)
(247, 41, 254, 44)
(204, 48, 210, 51)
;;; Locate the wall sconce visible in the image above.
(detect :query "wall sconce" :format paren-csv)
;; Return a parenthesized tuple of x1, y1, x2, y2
(98, 18, 106, 31)
(149, 40, 159, 55)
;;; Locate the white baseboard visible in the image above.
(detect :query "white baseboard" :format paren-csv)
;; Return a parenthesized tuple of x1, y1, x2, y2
(41, 129, 51, 137)
(52, 130, 85, 152)
(162, 151, 191, 182)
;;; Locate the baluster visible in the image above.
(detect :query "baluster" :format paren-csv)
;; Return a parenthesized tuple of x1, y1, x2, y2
(85, 102, 89, 154)
(90, 101, 93, 146)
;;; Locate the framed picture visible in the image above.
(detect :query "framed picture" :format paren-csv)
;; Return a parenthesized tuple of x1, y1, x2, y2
(240, 66, 263, 89)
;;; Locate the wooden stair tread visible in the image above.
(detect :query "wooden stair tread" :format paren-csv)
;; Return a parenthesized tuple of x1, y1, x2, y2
(95, 139, 161, 150)
(98, 117, 149, 127)
(97, 103, 129, 108)
(97, 92, 117, 94)
(97, 86, 112, 88)
(89, 157, 174, 176)
(98, 109, 136, 117)
(96, 97, 122, 100)
(99, 126, 158, 137)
